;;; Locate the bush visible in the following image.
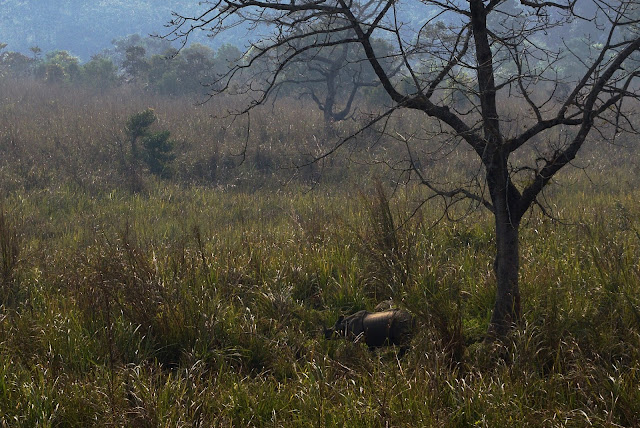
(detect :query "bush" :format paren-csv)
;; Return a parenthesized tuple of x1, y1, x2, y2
(124, 108, 176, 186)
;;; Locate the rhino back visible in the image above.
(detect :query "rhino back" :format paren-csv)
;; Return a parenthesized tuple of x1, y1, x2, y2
(362, 310, 413, 347)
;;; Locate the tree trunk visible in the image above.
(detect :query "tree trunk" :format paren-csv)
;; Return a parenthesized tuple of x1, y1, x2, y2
(469, 0, 521, 337)
(323, 74, 337, 125)
(488, 209, 521, 338)
(486, 161, 522, 338)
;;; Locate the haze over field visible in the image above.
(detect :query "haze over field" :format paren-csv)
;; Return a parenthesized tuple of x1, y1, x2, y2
(1, 1, 602, 63)
(0, 1, 224, 60)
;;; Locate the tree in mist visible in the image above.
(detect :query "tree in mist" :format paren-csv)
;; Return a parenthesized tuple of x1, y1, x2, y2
(108, 34, 175, 68)
(34, 50, 82, 84)
(0, 44, 33, 78)
(102, 35, 242, 95)
(280, 37, 395, 124)
(292, 43, 374, 124)
(122, 46, 151, 84)
(165, 0, 640, 338)
(81, 55, 120, 90)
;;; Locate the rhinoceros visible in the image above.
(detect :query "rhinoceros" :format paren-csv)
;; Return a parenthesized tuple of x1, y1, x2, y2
(325, 309, 414, 352)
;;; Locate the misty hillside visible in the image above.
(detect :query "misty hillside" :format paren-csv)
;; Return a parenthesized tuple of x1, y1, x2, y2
(0, 0, 247, 60)
(1, 1, 599, 63)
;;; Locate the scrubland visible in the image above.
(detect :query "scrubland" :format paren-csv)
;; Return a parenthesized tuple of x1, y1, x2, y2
(1, 80, 640, 426)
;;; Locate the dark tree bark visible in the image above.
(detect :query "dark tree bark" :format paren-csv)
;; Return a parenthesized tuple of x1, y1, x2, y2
(488, 166, 522, 337)
(469, 0, 521, 335)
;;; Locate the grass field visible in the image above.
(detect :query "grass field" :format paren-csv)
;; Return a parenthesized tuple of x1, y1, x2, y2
(1, 80, 640, 426)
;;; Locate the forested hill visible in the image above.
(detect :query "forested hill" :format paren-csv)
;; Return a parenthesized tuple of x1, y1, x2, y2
(0, 0, 439, 61)
(1, 0, 601, 62)
(0, 0, 243, 60)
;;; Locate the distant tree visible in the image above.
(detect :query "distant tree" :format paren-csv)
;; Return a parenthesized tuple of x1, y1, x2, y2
(177, 43, 217, 93)
(146, 51, 179, 94)
(213, 20, 392, 124)
(118, 40, 240, 96)
(107, 34, 175, 68)
(211, 43, 243, 83)
(167, 0, 640, 339)
(146, 43, 218, 95)
(122, 46, 150, 84)
(285, 38, 396, 124)
(2, 52, 34, 78)
(29, 46, 42, 60)
(0, 45, 34, 78)
(215, 43, 242, 67)
(43, 64, 66, 84)
(34, 50, 82, 84)
(108, 35, 234, 95)
(81, 55, 120, 90)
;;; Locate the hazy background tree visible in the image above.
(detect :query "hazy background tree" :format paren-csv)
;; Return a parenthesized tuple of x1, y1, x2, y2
(81, 55, 120, 90)
(0, 43, 33, 79)
(165, 0, 640, 338)
(273, 31, 396, 125)
(0, 33, 245, 97)
(106, 34, 175, 70)
(34, 50, 82, 84)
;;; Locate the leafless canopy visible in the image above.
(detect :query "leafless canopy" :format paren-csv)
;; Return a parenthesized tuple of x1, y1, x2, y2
(165, 0, 640, 212)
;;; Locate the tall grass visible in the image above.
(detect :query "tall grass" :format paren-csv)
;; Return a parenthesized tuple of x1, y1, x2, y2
(0, 79, 639, 425)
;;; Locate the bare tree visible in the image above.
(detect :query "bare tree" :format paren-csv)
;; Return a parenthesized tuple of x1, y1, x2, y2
(272, 28, 397, 125)
(291, 42, 381, 124)
(165, 0, 640, 338)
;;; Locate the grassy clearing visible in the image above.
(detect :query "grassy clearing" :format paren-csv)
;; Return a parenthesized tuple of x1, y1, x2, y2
(0, 80, 640, 426)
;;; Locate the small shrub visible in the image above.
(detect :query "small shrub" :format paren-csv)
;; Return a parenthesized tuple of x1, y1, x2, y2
(142, 130, 175, 178)
(124, 108, 176, 189)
